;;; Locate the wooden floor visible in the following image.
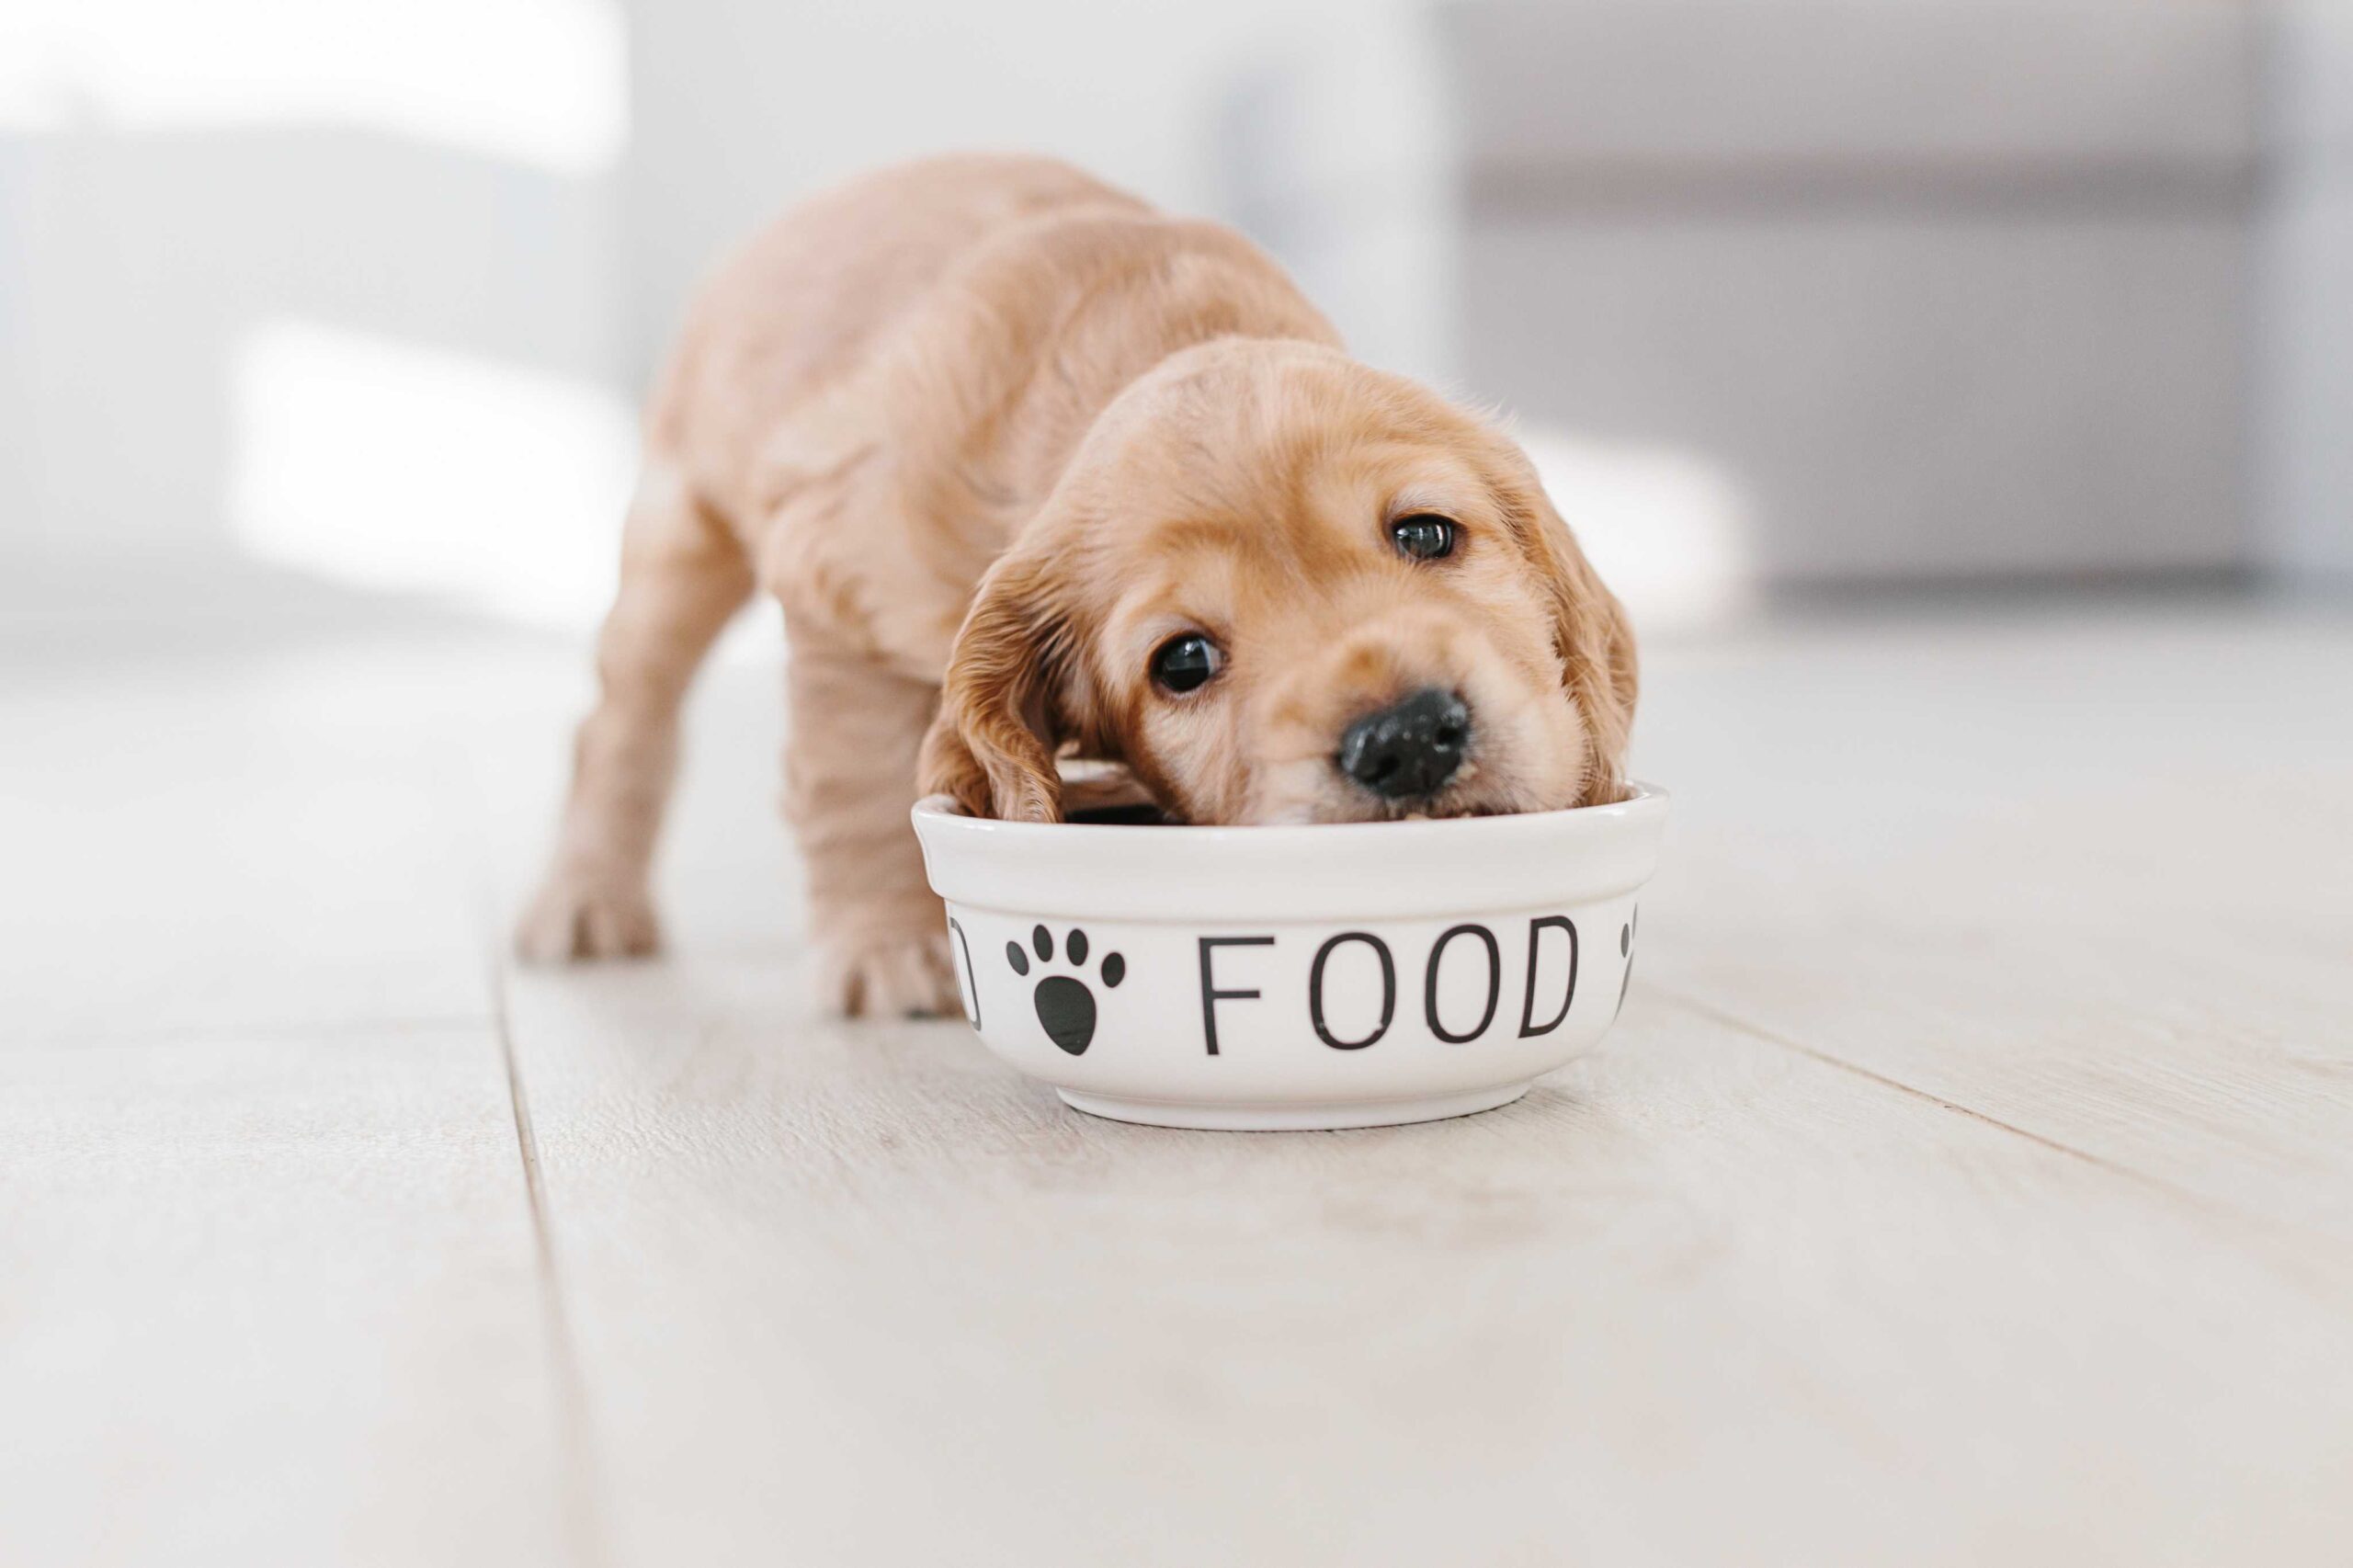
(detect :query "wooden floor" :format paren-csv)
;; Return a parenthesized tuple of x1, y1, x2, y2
(4, 584, 2349, 1567)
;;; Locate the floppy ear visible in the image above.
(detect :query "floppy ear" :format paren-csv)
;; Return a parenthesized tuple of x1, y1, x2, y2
(1499, 455, 1640, 805)
(919, 550, 1074, 822)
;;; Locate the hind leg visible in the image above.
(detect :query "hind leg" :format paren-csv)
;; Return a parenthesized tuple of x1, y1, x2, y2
(517, 464, 752, 960)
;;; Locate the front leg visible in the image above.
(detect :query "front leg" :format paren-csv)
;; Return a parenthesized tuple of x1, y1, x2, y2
(784, 643, 960, 1017)
(517, 469, 751, 961)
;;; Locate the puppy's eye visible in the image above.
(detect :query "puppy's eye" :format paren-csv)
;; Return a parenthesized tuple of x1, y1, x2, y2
(1149, 632, 1222, 695)
(1391, 514, 1457, 561)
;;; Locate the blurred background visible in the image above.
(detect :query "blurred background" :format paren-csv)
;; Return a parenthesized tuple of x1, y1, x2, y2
(4, 0, 2345, 647)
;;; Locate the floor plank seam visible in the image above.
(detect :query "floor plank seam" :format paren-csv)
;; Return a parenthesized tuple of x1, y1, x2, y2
(491, 953, 619, 1568)
(14, 1014, 499, 1050)
(1657, 983, 2353, 1304)
(1652, 983, 2256, 1203)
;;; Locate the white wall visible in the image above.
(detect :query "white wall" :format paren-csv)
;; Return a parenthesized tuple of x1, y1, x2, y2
(0, 1, 633, 576)
(0, 130, 620, 562)
(616, 0, 1366, 382)
(0, 142, 43, 553)
(0, 0, 1366, 599)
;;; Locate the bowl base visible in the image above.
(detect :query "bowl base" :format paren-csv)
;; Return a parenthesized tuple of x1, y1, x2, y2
(1055, 1081, 1532, 1132)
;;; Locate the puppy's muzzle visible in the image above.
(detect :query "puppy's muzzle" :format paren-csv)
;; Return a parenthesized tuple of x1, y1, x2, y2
(1336, 687, 1471, 801)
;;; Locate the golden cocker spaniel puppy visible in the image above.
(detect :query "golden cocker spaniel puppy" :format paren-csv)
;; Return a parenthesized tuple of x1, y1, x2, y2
(519, 154, 1636, 1016)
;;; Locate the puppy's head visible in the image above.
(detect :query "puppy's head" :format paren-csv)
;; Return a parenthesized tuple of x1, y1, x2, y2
(921, 340, 1636, 824)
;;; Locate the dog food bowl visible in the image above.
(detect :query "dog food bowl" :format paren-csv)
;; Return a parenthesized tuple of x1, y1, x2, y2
(910, 784, 1666, 1131)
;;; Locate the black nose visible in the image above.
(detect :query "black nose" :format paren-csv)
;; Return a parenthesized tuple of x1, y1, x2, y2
(1336, 687, 1472, 800)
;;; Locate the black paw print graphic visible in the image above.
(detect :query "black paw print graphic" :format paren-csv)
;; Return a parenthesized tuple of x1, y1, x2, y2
(1613, 906, 1640, 1021)
(1005, 924, 1125, 1055)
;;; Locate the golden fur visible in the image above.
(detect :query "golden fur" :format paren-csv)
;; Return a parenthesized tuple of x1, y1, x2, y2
(518, 154, 1636, 1016)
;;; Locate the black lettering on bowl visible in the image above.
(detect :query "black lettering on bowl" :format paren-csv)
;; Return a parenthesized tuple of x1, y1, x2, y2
(1613, 906, 1639, 1022)
(1518, 916, 1578, 1038)
(947, 917, 981, 1027)
(1310, 932, 1395, 1050)
(1425, 924, 1501, 1043)
(1197, 936, 1275, 1056)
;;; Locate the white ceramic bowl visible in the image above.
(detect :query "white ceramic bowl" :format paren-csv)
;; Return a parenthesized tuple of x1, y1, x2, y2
(910, 784, 1667, 1131)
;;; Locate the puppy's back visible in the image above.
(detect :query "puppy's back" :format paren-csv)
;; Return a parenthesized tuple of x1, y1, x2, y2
(650, 155, 1149, 521)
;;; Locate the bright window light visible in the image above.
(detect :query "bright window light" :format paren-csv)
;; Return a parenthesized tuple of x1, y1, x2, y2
(0, 0, 626, 175)
(1518, 426, 1756, 634)
(227, 319, 635, 628)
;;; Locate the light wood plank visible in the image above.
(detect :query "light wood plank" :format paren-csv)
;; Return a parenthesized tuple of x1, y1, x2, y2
(22, 592, 2345, 1567)
(1649, 773, 2353, 1240)
(0, 613, 593, 1565)
(0, 1024, 574, 1568)
(504, 960, 2353, 1568)
(0, 631, 515, 1040)
(1631, 608, 2353, 1244)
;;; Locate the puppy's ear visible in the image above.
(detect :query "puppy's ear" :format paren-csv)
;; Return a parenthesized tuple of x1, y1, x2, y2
(1496, 450, 1640, 804)
(920, 550, 1074, 823)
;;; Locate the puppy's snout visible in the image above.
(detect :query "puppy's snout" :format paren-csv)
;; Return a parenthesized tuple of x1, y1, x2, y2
(1336, 687, 1471, 801)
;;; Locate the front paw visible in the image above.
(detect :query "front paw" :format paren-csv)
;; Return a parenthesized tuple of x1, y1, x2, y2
(515, 868, 663, 962)
(823, 930, 959, 1019)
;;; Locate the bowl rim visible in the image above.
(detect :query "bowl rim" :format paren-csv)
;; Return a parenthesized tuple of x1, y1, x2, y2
(912, 782, 1669, 921)
(912, 780, 1667, 843)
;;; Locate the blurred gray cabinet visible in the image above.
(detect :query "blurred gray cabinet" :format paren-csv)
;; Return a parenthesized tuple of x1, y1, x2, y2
(1227, 0, 2263, 583)
(2258, 0, 2353, 582)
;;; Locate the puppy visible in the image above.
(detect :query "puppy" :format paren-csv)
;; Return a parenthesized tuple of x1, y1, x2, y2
(517, 154, 1637, 1017)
